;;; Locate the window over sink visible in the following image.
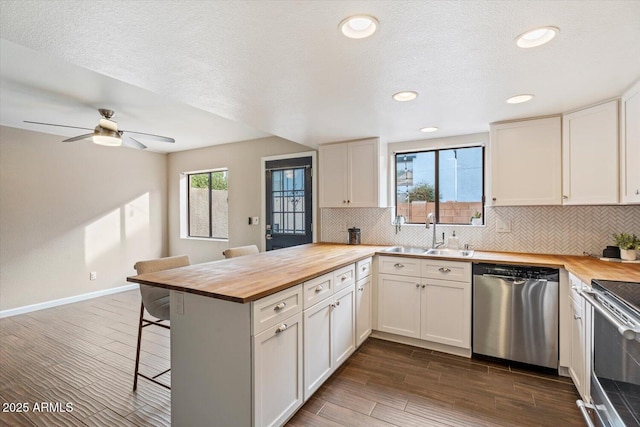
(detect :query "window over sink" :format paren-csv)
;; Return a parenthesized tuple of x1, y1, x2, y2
(395, 146, 484, 225)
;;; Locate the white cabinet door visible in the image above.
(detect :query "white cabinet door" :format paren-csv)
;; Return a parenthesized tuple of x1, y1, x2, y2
(563, 100, 619, 204)
(355, 276, 372, 347)
(318, 143, 348, 207)
(303, 297, 332, 400)
(377, 274, 421, 338)
(348, 139, 380, 207)
(490, 117, 562, 206)
(569, 296, 587, 400)
(253, 312, 303, 427)
(420, 278, 471, 349)
(621, 80, 640, 204)
(332, 285, 356, 367)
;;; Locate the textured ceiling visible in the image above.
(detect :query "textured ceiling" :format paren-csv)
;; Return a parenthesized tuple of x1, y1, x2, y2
(1, 0, 639, 152)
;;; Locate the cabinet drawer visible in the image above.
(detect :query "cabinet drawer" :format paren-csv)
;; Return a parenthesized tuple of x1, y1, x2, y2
(303, 272, 333, 309)
(252, 284, 302, 335)
(422, 260, 471, 282)
(378, 256, 421, 277)
(334, 263, 356, 293)
(356, 257, 372, 281)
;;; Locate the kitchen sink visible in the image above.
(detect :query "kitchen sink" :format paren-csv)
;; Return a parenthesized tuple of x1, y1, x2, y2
(382, 246, 429, 254)
(382, 246, 475, 258)
(424, 248, 475, 258)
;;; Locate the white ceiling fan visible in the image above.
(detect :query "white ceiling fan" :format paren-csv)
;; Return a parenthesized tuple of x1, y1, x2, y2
(24, 108, 175, 150)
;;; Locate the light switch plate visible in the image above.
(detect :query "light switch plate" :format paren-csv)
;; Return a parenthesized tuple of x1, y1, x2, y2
(496, 218, 512, 233)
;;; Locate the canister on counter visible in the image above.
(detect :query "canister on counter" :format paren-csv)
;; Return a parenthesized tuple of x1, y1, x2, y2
(348, 227, 361, 245)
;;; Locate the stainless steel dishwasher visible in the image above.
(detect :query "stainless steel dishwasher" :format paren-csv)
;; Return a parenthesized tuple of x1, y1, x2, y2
(473, 263, 559, 370)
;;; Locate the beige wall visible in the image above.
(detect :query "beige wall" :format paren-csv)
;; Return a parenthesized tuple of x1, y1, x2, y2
(167, 136, 311, 264)
(0, 126, 168, 311)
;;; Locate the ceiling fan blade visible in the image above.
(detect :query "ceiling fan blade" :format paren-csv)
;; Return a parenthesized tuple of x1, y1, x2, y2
(120, 130, 175, 143)
(63, 133, 95, 143)
(122, 135, 147, 150)
(24, 120, 94, 132)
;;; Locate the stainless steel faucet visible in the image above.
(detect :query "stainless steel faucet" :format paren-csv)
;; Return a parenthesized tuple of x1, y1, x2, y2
(425, 213, 444, 248)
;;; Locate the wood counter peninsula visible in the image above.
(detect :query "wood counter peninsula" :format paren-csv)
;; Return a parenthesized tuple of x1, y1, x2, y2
(127, 243, 385, 427)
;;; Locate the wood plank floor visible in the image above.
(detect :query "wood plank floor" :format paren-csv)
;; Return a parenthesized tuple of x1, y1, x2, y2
(0, 290, 584, 426)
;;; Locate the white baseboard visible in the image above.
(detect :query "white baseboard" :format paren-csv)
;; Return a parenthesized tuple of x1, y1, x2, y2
(0, 284, 139, 318)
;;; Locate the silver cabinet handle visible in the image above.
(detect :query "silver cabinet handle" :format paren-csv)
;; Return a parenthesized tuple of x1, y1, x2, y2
(341, 275, 347, 281)
(274, 302, 286, 312)
(439, 267, 451, 273)
(330, 301, 341, 308)
(336, 300, 340, 306)
(358, 287, 364, 292)
(415, 283, 420, 288)
(573, 314, 581, 320)
(275, 324, 288, 334)
(421, 284, 426, 289)
(576, 400, 595, 427)
(394, 263, 405, 268)
(361, 266, 367, 271)
(563, 195, 569, 199)
(580, 290, 639, 340)
(315, 285, 324, 293)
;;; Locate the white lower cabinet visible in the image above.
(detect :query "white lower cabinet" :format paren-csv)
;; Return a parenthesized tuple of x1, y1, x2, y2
(377, 258, 471, 351)
(303, 264, 357, 401)
(355, 275, 372, 347)
(253, 312, 303, 427)
(420, 278, 471, 348)
(568, 274, 591, 402)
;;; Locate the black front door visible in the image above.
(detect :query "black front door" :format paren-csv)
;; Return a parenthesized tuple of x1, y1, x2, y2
(265, 157, 313, 251)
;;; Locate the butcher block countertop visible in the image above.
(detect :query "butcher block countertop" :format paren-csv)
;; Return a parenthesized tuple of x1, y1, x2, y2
(127, 243, 386, 303)
(127, 243, 640, 303)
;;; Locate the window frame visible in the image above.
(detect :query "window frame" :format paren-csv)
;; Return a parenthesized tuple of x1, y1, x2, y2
(186, 168, 229, 239)
(394, 146, 485, 225)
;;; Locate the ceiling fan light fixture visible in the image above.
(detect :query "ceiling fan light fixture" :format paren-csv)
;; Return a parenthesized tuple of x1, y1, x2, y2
(515, 26, 559, 48)
(92, 127, 122, 146)
(339, 15, 378, 39)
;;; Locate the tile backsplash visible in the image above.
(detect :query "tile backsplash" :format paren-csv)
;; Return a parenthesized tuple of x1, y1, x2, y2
(321, 205, 640, 256)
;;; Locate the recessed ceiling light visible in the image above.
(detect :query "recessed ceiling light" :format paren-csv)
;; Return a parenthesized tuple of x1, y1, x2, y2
(339, 15, 378, 39)
(516, 26, 559, 48)
(420, 127, 439, 133)
(392, 91, 418, 102)
(506, 94, 534, 104)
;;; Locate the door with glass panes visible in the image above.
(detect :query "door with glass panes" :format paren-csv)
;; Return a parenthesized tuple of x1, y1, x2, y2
(265, 157, 313, 250)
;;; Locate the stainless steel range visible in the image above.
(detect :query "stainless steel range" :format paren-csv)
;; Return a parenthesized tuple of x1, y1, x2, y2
(578, 279, 640, 427)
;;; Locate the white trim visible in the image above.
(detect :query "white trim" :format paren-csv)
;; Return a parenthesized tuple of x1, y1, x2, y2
(0, 284, 139, 318)
(261, 151, 318, 252)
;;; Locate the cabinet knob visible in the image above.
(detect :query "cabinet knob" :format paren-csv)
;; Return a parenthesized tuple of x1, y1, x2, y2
(563, 195, 569, 199)
(362, 266, 366, 271)
(636, 189, 640, 195)
(421, 284, 426, 289)
(394, 263, 405, 268)
(341, 275, 347, 281)
(439, 267, 451, 273)
(347, 200, 351, 203)
(275, 324, 288, 334)
(315, 285, 324, 293)
(274, 302, 286, 312)
(358, 287, 364, 292)
(492, 197, 496, 201)
(573, 314, 581, 320)
(416, 283, 420, 288)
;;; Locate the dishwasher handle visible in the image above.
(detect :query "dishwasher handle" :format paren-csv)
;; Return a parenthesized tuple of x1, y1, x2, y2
(478, 274, 546, 285)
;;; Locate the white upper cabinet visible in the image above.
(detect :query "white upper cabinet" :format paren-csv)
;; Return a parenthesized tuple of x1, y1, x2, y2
(621, 80, 640, 204)
(319, 138, 387, 208)
(562, 100, 619, 205)
(489, 117, 562, 206)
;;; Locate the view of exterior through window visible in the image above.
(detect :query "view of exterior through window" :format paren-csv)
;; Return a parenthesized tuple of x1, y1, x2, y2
(271, 168, 306, 234)
(396, 147, 484, 225)
(188, 170, 228, 239)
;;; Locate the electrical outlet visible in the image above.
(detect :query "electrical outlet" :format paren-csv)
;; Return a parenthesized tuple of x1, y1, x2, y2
(496, 219, 512, 233)
(89, 271, 97, 280)
(252, 217, 259, 225)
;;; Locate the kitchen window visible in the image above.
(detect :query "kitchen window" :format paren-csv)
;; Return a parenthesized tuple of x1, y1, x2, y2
(395, 146, 484, 225)
(187, 169, 228, 239)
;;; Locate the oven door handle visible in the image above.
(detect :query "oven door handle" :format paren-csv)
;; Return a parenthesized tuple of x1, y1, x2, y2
(576, 400, 595, 427)
(580, 289, 639, 340)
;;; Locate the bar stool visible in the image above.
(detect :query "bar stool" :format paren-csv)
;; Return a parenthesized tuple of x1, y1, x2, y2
(222, 245, 259, 258)
(132, 254, 190, 391)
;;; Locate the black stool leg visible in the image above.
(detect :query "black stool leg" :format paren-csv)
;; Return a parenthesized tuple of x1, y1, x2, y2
(133, 302, 144, 391)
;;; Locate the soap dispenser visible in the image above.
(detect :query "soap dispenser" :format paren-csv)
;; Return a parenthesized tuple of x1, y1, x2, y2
(447, 230, 460, 249)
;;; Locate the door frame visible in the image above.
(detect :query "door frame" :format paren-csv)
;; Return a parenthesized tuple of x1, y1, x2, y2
(261, 151, 317, 252)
